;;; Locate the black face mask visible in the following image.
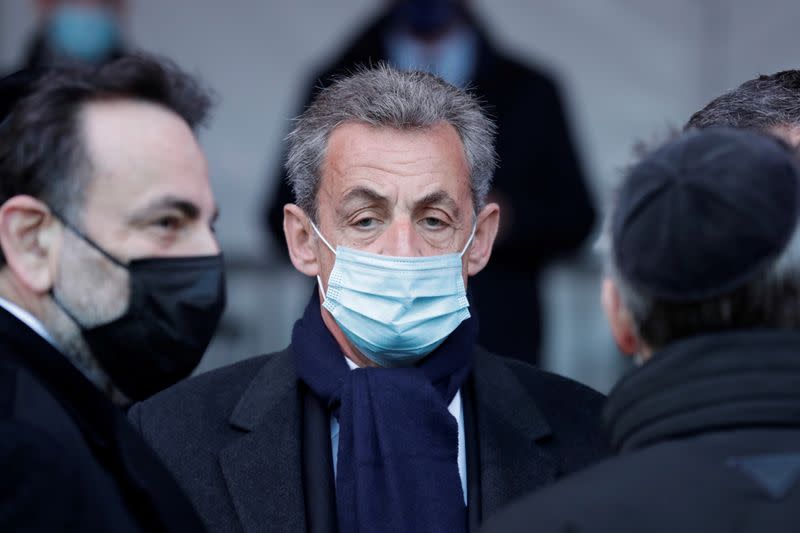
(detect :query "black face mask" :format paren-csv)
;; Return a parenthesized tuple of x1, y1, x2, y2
(52, 218, 226, 401)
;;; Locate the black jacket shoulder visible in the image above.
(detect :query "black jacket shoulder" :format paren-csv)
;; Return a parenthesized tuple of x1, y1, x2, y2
(129, 351, 279, 440)
(475, 351, 609, 467)
(481, 428, 800, 533)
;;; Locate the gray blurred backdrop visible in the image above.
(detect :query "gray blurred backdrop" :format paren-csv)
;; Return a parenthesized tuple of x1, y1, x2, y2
(1, 0, 796, 392)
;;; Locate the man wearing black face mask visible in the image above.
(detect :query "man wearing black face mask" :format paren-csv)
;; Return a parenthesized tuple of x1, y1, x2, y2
(0, 56, 223, 531)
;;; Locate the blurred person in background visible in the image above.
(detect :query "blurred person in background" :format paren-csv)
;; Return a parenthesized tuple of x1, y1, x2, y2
(481, 127, 800, 533)
(18, 0, 128, 70)
(0, 55, 224, 531)
(264, 0, 596, 365)
(130, 65, 607, 533)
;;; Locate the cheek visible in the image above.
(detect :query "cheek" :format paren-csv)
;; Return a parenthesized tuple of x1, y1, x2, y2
(315, 244, 337, 287)
(56, 242, 131, 323)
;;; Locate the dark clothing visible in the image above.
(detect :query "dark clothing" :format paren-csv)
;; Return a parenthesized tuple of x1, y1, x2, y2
(129, 306, 608, 532)
(264, 10, 596, 363)
(0, 306, 206, 532)
(480, 330, 800, 533)
(293, 293, 474, 533)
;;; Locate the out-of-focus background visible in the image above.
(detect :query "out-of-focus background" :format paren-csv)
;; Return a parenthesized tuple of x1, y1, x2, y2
(1, 0, 796, 392)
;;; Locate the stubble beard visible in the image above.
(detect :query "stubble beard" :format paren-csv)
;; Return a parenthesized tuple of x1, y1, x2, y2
(44, 231, 131, 403)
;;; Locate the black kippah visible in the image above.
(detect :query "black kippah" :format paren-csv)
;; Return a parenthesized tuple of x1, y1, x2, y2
(612, 127, 800, 302)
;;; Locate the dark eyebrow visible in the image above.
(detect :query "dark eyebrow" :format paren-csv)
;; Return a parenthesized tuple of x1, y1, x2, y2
(128, 195, 217, 224)
(338, 186, 390, 213)
(414, 190, 461, 219)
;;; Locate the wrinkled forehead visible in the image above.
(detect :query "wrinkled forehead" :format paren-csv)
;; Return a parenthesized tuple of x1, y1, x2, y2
(315, 121, 472, 213)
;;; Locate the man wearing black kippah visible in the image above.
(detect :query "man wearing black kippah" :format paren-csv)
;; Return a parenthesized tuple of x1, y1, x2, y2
(481, 127, 800, 533)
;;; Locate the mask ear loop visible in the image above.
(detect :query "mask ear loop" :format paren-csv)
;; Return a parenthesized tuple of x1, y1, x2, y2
(459, 219, 478, 257)
(308, 219, 337, 302)
(308, 220, 337, 255)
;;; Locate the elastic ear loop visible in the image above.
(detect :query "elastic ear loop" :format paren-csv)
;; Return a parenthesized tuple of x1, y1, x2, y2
(309, 220, 336, 302)
(459, 220, 478, 257)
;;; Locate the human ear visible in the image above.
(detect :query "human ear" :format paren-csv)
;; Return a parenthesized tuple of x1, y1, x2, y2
(465, 201, 500, 276)
(0, 196, 62, 294)
(601, 278, 641, 356)
(283, 203, 320, 277)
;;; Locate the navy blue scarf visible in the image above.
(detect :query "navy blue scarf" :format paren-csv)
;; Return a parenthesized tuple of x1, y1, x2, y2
(293, 291, 475, 533)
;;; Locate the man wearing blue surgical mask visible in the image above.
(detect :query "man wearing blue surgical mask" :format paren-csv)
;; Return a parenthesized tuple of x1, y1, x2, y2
(18, 0, 126, 69)
(130, 65, 608, 533)
(264, 0, 596, 367)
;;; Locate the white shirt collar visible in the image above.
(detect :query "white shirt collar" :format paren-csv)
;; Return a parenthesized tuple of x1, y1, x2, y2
(0, 295, 59, 349)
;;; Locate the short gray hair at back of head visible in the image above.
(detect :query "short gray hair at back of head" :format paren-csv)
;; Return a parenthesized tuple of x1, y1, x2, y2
(285, 63, 497, 220)
(686, 70, 800, 131)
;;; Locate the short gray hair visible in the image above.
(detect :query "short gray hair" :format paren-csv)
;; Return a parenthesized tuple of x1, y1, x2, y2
(686, 70, 800, 131)
(285, 63, 497, 220)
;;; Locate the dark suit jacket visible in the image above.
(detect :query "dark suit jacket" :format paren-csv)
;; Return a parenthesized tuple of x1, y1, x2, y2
(129, 346, 608, 532)
(0, 306, 206, 532)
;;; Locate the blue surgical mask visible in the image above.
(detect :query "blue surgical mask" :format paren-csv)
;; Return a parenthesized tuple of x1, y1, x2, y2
(312, 221, 476, 367)
(47, 4, 120, 64)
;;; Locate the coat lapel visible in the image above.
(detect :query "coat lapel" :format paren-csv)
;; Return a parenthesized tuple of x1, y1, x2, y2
(470, 348, 558, 519)
(219, 349, 307, 533)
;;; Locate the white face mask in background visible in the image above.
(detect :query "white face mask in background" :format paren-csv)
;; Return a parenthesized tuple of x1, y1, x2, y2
(312, 220, 476, 367)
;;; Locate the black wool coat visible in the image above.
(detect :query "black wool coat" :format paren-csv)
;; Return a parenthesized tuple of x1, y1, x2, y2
(129, 343, 609, 533)
(480, 330, 800, 533)
(0, 305, 206, 532)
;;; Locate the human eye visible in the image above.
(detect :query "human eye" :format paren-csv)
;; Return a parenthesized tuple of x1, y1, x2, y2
(419, 216, 448, 231)
(152, 214, 183, 231)
(351, 214, 382, 231)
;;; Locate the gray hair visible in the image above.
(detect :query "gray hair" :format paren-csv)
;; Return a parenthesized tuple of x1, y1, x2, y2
(686, 70, 800, 131)
(600, 189, 800, 350)
(285, 63, 497, 220)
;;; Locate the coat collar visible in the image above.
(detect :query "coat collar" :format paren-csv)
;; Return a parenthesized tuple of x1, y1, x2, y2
(220, 347, 307, 533)
(605, 329, 800, 452)
(0, 304, 205, 531)
(469, 347, 556, 518)
(0, 304, 114, 450)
